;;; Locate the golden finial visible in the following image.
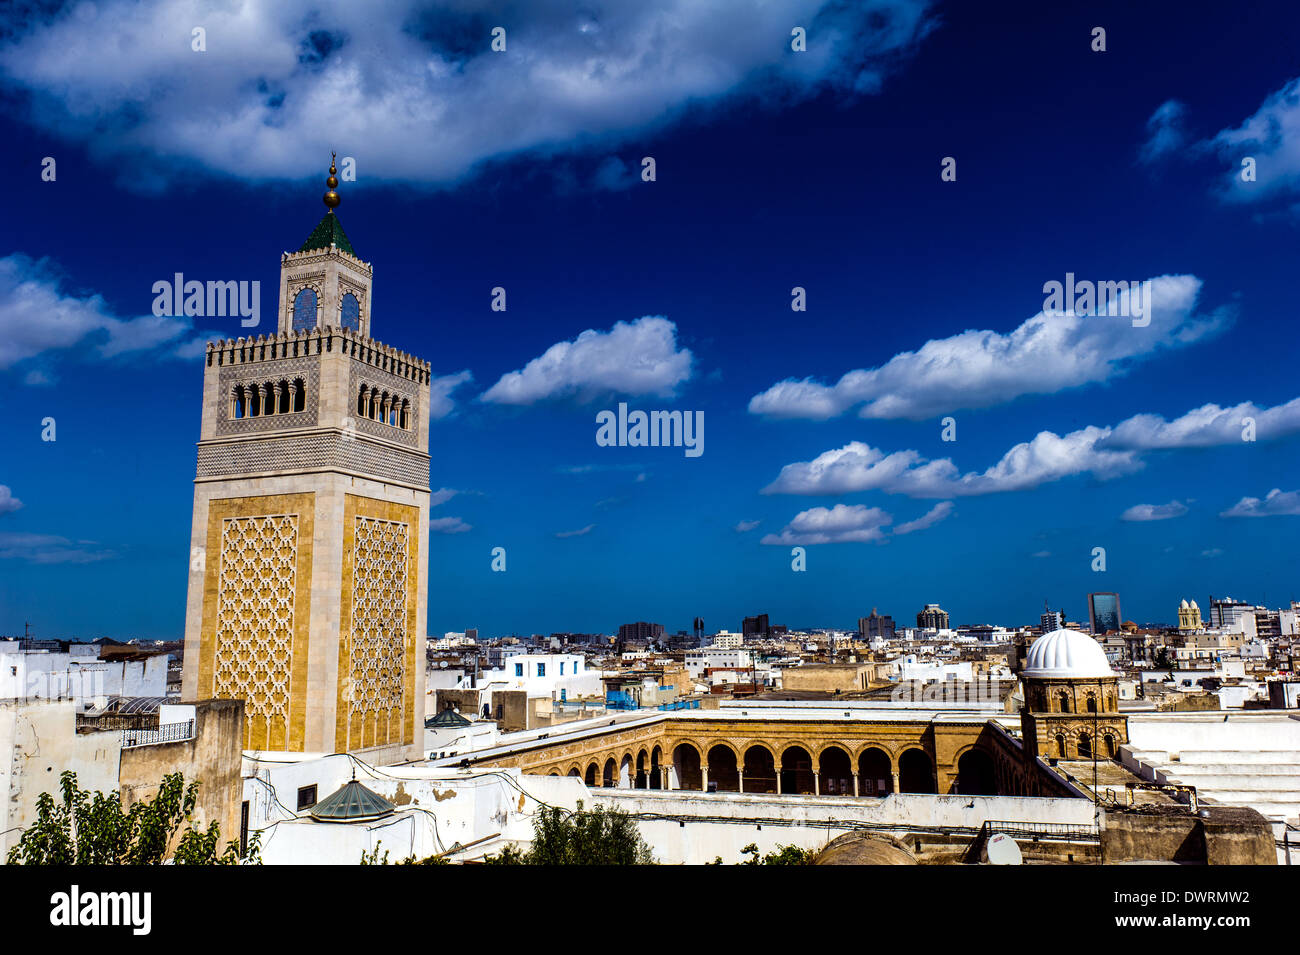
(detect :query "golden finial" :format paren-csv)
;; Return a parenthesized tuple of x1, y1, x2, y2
(323, 151, 341, 211)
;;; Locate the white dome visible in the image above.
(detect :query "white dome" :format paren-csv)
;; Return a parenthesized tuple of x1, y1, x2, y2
(1180, 599, 1189, 609)
(1024, 628, 1114, 679)
(1190, 600, 1199, 610)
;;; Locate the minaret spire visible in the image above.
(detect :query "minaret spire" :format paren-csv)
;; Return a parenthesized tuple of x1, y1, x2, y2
(323, 151, 341, 212)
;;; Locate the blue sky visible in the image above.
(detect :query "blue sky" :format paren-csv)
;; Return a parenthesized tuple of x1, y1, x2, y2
(1, 0, 1298, 640)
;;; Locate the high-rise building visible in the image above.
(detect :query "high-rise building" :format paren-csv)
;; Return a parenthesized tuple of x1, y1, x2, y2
(182, 158, 431, 761)
(617, 622, 664, 642)
(1208, 597, 1254, 631)
(742, 614, 770, 639)
(1088, 592, 1122, 634)
(858, 608, 895, 641)
(1040, 608, 1065, 632)
(916, 603, 949, 630)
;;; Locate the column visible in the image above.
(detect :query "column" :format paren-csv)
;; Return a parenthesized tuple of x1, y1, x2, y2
(737, 769, 744, 794)
(660, 767, 669, 790)
(813, 771, 820, 796)
(891, 771, 901, 794)
(853, 774, 860, 797)
(701, 767, 709, 792)
(776, 767, 782, 795)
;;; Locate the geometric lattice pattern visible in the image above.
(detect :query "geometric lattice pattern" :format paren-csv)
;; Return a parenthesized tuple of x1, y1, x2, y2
(213, 514, 298, 748)
(348, 516, 409, 747)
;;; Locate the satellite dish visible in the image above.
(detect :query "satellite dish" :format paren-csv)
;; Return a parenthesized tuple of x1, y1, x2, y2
(439, 661, 447, 669)
(982, 832, 1022, 865)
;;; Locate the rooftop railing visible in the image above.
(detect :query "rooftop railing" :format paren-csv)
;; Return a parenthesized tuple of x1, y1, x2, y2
(121, 719, 195, 749)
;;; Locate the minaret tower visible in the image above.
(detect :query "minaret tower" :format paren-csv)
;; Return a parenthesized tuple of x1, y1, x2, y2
(182, 159, 431, 762)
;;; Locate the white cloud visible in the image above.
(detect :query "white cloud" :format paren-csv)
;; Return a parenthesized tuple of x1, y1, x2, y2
(0, 532, 114, 564)
(766, 393, 1300, 501)
(555, 523, 596, 538)
(0, 254, 190, 371)
(761, 504, 892, 545)
(429, 487, 459, 507)
(481, 317, 691, 404)
(1220, 488, 1300, 518)
(430, 370, 473, 419)
(734, 519, 760, 532)
(1120, 500, 1188, 522)
(765, 427, 1140, 498)
(0, 1, 935, 188)
(894, 500, 953, 534)
(1139, 99, 1189, 164)
(748, 275, 1225, 420)
(0, 485, 22, 515)
(429, 516, 472, 534)
(1103, 397, 1300, 449)
(1210, 77, 1300, 205)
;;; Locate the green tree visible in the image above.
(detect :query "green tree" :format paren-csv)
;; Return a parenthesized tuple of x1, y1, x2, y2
(482, 803, 654, 865)
(738, 842, 814, 865)
(6, 770, 259, 865)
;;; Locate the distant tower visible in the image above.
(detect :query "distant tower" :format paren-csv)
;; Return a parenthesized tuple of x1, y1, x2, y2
(181, 158, 432, 762)
(693, 617, 704, 642)
(1178, 599, 1202, 631)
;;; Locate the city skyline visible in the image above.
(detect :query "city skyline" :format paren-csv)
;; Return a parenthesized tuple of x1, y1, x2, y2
(2, 0, 1300, 640)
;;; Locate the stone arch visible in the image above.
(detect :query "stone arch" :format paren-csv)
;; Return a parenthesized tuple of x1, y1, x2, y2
(291, 377, 306, 413)
(857, 747, 893, 796)
(898, 748, 936, 794)
(742, 744, 777, 794)
(292, 286, 319, 331)
(231, 384, 247, 419)
(1077, 730, 1093, 758)
(818, 745, 854, 796)
(619, 753, 634, 788)
(672, 742, 701, 791)
(275, 378, 291, 414)
(648, 745, 663, 790)
(707, 744, 739, 792)
(1057, 689, 1071, 713)
(602, 757, 616, 788)
(566, 765, 581, 777)
(340, 290, 362, 332)
(779, 745, 815, 795)
(635, 749, 650, 789)
(1055, 733, 1068, 758)
(1103, 732, 1117, 758)
(954, 746, 997, 795)
(584, 763, 598, 787)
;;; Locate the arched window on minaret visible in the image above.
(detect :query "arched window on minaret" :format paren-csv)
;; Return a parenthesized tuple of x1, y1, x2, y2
(293, 287, 318, 331)
(263, 382, 276, 416)
(232, 385, 245, 419)
(341, 292, 361, 333)
(248, 383, 261, 417)
(399, 398, 410, 430)
(292, 378, 306, 413)
(1057, 690, 1070, 713)
(356, 384, 367, 418)
(277, 379, 291, 415)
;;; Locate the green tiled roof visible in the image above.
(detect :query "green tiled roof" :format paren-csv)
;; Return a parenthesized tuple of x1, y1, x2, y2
(298, 211, 356, 257)
(308, 779, 395, 823)
(426, 708, 472, 729)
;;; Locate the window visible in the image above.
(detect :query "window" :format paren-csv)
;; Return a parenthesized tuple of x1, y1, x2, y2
(292, 287, 318, 331)
(515, 663, 523, 677)
(536, 663, 546, 677)
(559, 662, 565, 675)
(296, 784, 318, 811)
(340, 292, 361, 332)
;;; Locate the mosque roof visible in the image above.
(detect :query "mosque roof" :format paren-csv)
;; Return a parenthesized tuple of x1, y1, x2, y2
(1024, 628, 1115, 679)
(298, 211, 356, 257)
(308, 779, 395, 823)
(425, 708, 472, 728)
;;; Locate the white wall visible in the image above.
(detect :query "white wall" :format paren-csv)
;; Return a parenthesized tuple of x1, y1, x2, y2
(589, 789, 1095, 864)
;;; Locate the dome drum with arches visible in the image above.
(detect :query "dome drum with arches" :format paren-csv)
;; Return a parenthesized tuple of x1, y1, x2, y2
(1023, 628, 1114, 679)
